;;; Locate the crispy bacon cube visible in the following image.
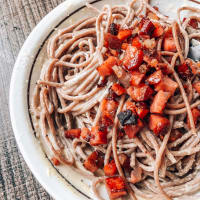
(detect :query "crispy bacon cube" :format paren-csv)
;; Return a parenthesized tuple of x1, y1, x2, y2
(101, 98, 119, 125)
(117, 29, 132, 40)
(84, 152, 99, 173)
(135, 102, 149, 119)
(150, 90, 171, 114)
(125, 101, 136, 113)
(123, 46, 144, 71)
(97, 56, 118, 77)
(139, 18, 155, 37)
(177, 62, 193, 80)
(111, 83, 126, 96)
(105, 176, 127, 199)
(104, 33, 122, 50)
(146, 70, 163, 85)
(149, 114, 169, 135)
(65, 129, 81, 139)
(155, 76, 178, 96)
(90, 126, 107, 146)
(127, 84, 153, 102)
(130, 70, 145, 86)
(104, 160, 118, 176)
(132, 36, 142, 49)
(124, 119, 143, 138)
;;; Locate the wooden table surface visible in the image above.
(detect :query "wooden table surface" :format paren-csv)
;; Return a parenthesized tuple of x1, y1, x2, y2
(0, 1, 65, 199)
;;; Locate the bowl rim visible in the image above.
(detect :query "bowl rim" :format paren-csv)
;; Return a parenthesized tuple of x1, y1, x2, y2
(9, 0, 97, 199)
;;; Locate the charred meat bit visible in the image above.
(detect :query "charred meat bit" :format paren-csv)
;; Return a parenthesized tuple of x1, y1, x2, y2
(105, 176, 127, 199)
(149, 114, 170, 135)
(104, 160, 118, 176)
(177, 62, 193, 80)
(123, 46, 144, 71)
(139, 18, 156, 37)
(109, 23, 119, 35)
(65, 129, 81, 139)
(90, 126, 107, 146)
(169, 130, 183, 143)
(117, 110, 137, 126)
(127, 84, 153, 102)
(104, 33, 122, 50)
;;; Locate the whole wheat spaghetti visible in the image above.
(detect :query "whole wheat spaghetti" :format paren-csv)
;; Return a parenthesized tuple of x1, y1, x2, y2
(31, 0, 200, 199)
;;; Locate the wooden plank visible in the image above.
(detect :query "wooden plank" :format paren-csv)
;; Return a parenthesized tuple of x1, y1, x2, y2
(0, 0, 65, 199)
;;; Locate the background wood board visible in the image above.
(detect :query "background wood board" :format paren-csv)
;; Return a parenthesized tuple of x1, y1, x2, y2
(0, 0, 65, 199)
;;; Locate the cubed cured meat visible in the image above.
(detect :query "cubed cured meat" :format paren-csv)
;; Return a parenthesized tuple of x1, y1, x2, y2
(104, 160, 118, 176)
(97, 56, 118, 77)
(65, 129, 81, 139)
(146, 70, 163, 85)
(139, 18, 155, 37)
(104, 33, 122, 50)
(155, 76, 178, 96)
(127, 84, 153, 102)
(117, 29, 132, 40)
(105, 176, 127, 199)
(84, 152, 99, 173)
(150, 90, 171, 114)
(90, 126, 107, 146)
(123, 46, 144, 71)
(130, 71, 145, 86)
(149, 114, 169, 135)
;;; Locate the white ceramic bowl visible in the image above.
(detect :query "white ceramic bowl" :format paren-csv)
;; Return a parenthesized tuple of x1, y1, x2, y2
(9, 0, 200, 199)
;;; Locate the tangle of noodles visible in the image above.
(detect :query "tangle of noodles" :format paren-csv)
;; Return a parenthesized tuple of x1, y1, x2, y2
(31, 0, 200, 200)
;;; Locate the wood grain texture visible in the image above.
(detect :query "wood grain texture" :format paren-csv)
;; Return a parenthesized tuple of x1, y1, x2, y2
(0, 0, 65, 199)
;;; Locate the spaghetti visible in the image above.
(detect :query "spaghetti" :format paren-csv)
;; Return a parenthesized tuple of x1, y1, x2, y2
(31, 0, 200, 199)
